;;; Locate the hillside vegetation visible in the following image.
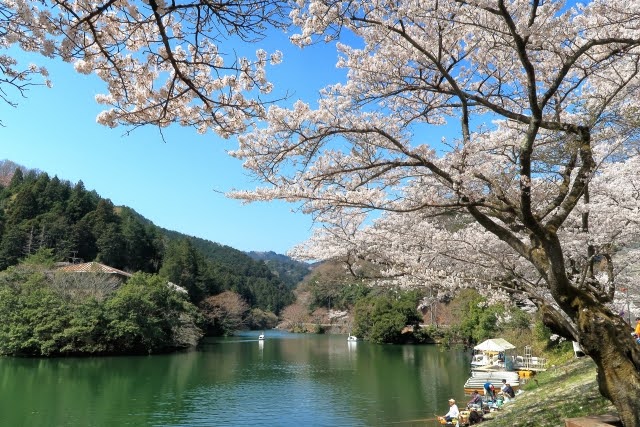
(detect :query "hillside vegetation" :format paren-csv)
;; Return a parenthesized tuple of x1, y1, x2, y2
(0, 160, 295, 314)
(246, 251, 311, 288)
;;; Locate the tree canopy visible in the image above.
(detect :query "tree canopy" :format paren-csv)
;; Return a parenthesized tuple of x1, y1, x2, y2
(0, 161, 295, 314)
(0, 259, 203, 356)
(231, 2, 640, 424)
(1, 0, 288, 133)
(5, 0, 640, 425)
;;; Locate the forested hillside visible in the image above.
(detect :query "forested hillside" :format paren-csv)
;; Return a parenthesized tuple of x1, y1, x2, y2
(246, 250, 311, 288)
(0, 160, 294, 313)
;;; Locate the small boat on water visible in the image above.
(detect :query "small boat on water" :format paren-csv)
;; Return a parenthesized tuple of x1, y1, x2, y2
(258, 332, 265, 340)
(347, 335, 358, 341)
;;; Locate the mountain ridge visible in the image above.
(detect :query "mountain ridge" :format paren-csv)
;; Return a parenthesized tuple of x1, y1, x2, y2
(0, 158, 302, 312)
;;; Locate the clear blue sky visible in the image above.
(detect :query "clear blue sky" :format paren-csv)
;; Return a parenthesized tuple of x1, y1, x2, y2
(1, 30, 342, 255)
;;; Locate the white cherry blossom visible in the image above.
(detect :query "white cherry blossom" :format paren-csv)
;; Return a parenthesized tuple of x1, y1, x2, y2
(231, 2, 640, 424)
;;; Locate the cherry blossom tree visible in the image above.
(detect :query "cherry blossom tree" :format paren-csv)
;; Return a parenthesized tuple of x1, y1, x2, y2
(5, 0, 640, 423)
(1, 0, 286, 134)
(229, 1, 640, 424)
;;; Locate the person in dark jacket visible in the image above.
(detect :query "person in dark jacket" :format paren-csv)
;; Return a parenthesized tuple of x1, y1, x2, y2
(503, 383, 515, 399)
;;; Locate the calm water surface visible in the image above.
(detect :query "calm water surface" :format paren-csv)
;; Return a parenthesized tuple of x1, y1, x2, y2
(0, 331, 472, 426)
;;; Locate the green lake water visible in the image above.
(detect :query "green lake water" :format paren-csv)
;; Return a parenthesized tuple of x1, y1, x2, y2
(0, 331, 472, 426)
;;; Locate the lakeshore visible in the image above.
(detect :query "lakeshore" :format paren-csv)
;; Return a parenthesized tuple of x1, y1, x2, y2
(483, 356, 617, 427)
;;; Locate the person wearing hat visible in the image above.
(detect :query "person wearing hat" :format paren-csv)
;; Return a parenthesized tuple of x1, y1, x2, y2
(440, 398, 459, 423)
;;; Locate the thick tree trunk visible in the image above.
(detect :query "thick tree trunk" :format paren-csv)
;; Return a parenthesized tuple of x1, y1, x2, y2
(563, 300, 640, 427)
(577, 311, 640, 427)
(537, 235, 640, 427)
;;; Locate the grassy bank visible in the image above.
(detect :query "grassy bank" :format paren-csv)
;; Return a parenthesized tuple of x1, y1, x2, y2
(482, 356, 617, 427)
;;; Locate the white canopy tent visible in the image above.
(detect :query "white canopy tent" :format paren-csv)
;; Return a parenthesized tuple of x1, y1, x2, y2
(473, 338, 516, 352)
(472, 338, 517, 371)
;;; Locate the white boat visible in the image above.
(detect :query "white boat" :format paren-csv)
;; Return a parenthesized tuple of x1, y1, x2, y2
(471, 338, 517, 370)
(347, 335, 358, 341)
(258, 332, 265, 340)
(470, 353, 492, 368)
(463, 370, 520, 394)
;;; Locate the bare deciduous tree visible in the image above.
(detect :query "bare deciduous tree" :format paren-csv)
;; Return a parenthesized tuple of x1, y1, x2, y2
(200, 290, 249, 335)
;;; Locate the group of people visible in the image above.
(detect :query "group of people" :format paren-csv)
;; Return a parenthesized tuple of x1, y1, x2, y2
(482, 379, 515, 400)
(438, 394, 483, 425)
(438, 380, 516, 424)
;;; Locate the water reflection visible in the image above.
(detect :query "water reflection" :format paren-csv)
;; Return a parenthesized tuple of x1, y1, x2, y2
(0, 332, 471, 426)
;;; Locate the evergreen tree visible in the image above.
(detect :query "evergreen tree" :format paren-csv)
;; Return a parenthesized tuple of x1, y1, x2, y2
(0, 227, 26, 270)
(7, 188, 38, 224)
(89, 199, 119, 232)
(8, 168, 23, 189)
(32, 172, 51, 212)
(159, 239, 206, 302)
(121, 213, 161, 273)
(42, 176, 71, 214)
(35, 212, 70, 258)
(65, 218, 97, 263)
(66, 181, 96, 222)
(96, 223, 125, 268)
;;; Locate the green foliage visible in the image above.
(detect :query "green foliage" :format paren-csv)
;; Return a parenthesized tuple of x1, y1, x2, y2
(246, 251, 311, 288)
(353, 290, 422, 344)
(445, 289, 506, 345)
(0, 266, 74, 356)
(528, 317, 574, 360)
(0, 262, 202, 356)
(246, 308, 279, 330)
(160, 232, 295, 313)
(533, 317, 553, 342)
(307, 278, 340, 309)
(56, 299, 109, 354)
(96, 223, 125, 268)
(22, 248, 56, 268)
(413, 324, 440, 344)
(338, 283, 371, 308)
(0, 227, 25, 270)
(104, 272, 202, 353)
(504, 306, 532, 330)
(0, 164, 294, 320)
(104, 275, 172, 352)
(307, 276, 371, 310)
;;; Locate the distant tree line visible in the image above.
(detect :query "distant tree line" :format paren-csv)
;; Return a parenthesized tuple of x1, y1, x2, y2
(246, 251, 311, 288)
(0, 162, 294, 315)
(303, 268, 548, 348)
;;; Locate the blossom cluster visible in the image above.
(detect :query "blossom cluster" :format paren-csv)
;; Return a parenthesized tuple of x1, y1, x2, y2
(2, 0, 287, 135)
(230, 0, 640, 319)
